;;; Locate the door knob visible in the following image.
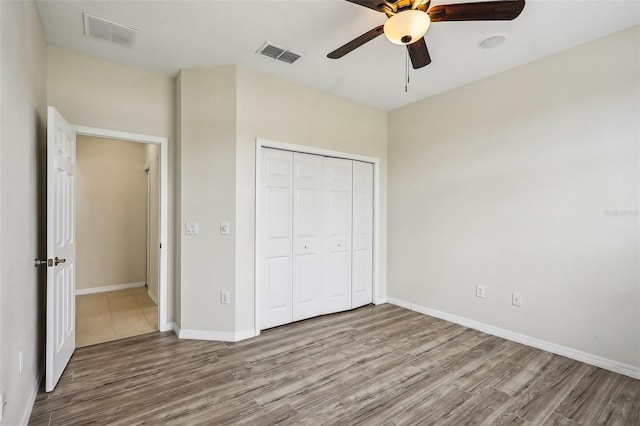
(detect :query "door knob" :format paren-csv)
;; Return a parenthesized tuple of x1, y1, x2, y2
(34, 258, 65, 267)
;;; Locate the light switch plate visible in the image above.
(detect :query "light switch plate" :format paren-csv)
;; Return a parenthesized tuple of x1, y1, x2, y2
(220, 222, 230, 235)
(185, 222, 199, 235)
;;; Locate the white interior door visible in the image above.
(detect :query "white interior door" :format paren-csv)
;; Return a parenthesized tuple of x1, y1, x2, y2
(323, 157, 353, 314)
(292, 153, 324, 321)
(352, 161, 374, 308)
(260, 148, 294, 329)
(46, 106, 76, 392)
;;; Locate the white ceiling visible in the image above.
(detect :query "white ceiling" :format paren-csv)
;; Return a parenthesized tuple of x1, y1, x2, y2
(35, 0, 640, 111)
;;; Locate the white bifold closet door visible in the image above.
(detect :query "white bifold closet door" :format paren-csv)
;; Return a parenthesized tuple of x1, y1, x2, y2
(292, 153, 325, 321)
(323, 157, 353, 314)
(352, 160, 374, 308)
(260, 149, 294, 329)
(260, 148, 373, 330)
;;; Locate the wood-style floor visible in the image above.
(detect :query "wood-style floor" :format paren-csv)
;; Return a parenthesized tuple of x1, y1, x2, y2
(30, 304, 639, 425)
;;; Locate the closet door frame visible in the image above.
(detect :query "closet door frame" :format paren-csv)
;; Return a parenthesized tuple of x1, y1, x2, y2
(255, 138, 382, 335)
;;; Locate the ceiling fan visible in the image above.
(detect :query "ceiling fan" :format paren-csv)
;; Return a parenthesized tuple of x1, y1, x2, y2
(328, 0, 525, 69)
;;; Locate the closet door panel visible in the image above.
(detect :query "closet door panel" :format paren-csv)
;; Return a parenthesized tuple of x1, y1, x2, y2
(292, 153, 324, 321)
(352, 161, 374, 308)
(260, 148, 293, 329)
(324, 157, 352, 313)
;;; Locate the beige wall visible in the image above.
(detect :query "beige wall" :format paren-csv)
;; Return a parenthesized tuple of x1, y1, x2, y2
(76, 136, 148, 291)
(388, 26, 640, 369)
(176, 65, 387, 336)
(0, 1, 47, 423)
(235, 66, 388, 334)
(47, 47, 175, 320)
(177, 66, 237, 332)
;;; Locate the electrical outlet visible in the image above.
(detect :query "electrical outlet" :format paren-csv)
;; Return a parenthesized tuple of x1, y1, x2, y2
(476, 285, 486, 298)
(512, 293, 522, 307)
(220, 291, 230, 304)
(18, 349, 23, 375)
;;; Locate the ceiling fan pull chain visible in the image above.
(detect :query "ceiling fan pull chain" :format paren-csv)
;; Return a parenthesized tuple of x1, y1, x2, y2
(405, 48, 410, 93)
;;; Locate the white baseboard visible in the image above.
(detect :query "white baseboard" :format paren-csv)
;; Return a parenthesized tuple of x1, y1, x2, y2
(235, 328, 257, 341)
(374, 296, 388, 305)
(387, 297, 640, 380)
(160, 321, 174, 333)
(147, 288, 158, 305)
(75, 281, 146, 295)
(21, 363, 44, 426)
(173, 324, 257, 342)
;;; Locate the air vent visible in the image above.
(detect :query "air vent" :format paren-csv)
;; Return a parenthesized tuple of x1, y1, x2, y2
(83, 13, 137, 47)
(256, 43, 302, 64)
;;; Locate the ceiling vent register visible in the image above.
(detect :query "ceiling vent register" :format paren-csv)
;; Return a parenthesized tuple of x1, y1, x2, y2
(256, 43, 302, 64)
(83, 13, 138, 47)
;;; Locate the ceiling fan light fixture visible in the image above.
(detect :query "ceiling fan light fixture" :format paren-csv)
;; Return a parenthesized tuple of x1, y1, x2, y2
(383, 9, 430, 45)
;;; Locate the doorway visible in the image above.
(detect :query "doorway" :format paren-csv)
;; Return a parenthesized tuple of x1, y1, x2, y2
(73, 125, 170, 334)
(74, 135, 159, 347)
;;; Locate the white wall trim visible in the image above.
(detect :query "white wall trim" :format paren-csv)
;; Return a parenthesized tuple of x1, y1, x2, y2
(73, 125, 170, 332)
(75, 281, 145, 295)
(174, 323, 256, 342)
(257, 138, 380, 164)
(147, 287, 158, 305)
(73, 126, 166, 145)
(387, 297, 640, 380)
(235, 328, 258, 342)
(162, 321, 175, 334)
(254, 138, 383, 333)
(20, 363, 44, 426)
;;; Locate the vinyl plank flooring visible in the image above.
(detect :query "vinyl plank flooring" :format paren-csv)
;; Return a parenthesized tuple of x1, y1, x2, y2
(501, 356, 594, 424)
(595, 375, 640, 425)
(554, 366, 624, 424)
(30, 304, 640, 425)
(437, 387, 510, 425)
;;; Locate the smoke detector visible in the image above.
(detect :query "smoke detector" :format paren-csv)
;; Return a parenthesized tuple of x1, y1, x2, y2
(83, 13, 137, 47)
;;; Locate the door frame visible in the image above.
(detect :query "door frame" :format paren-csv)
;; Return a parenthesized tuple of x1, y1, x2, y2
(74, 125, 171, 332)
(254, 138, 382, 335)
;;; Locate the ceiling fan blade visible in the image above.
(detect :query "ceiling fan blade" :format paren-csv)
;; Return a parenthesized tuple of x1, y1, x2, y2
(428, 0, 525, 22)
(407, 37, 431, 69)
(327, 25, 385, 59)
(345, 0, 385, 12)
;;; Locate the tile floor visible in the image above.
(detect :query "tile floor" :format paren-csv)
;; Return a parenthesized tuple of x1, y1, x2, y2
(76, 287, 158, 348)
